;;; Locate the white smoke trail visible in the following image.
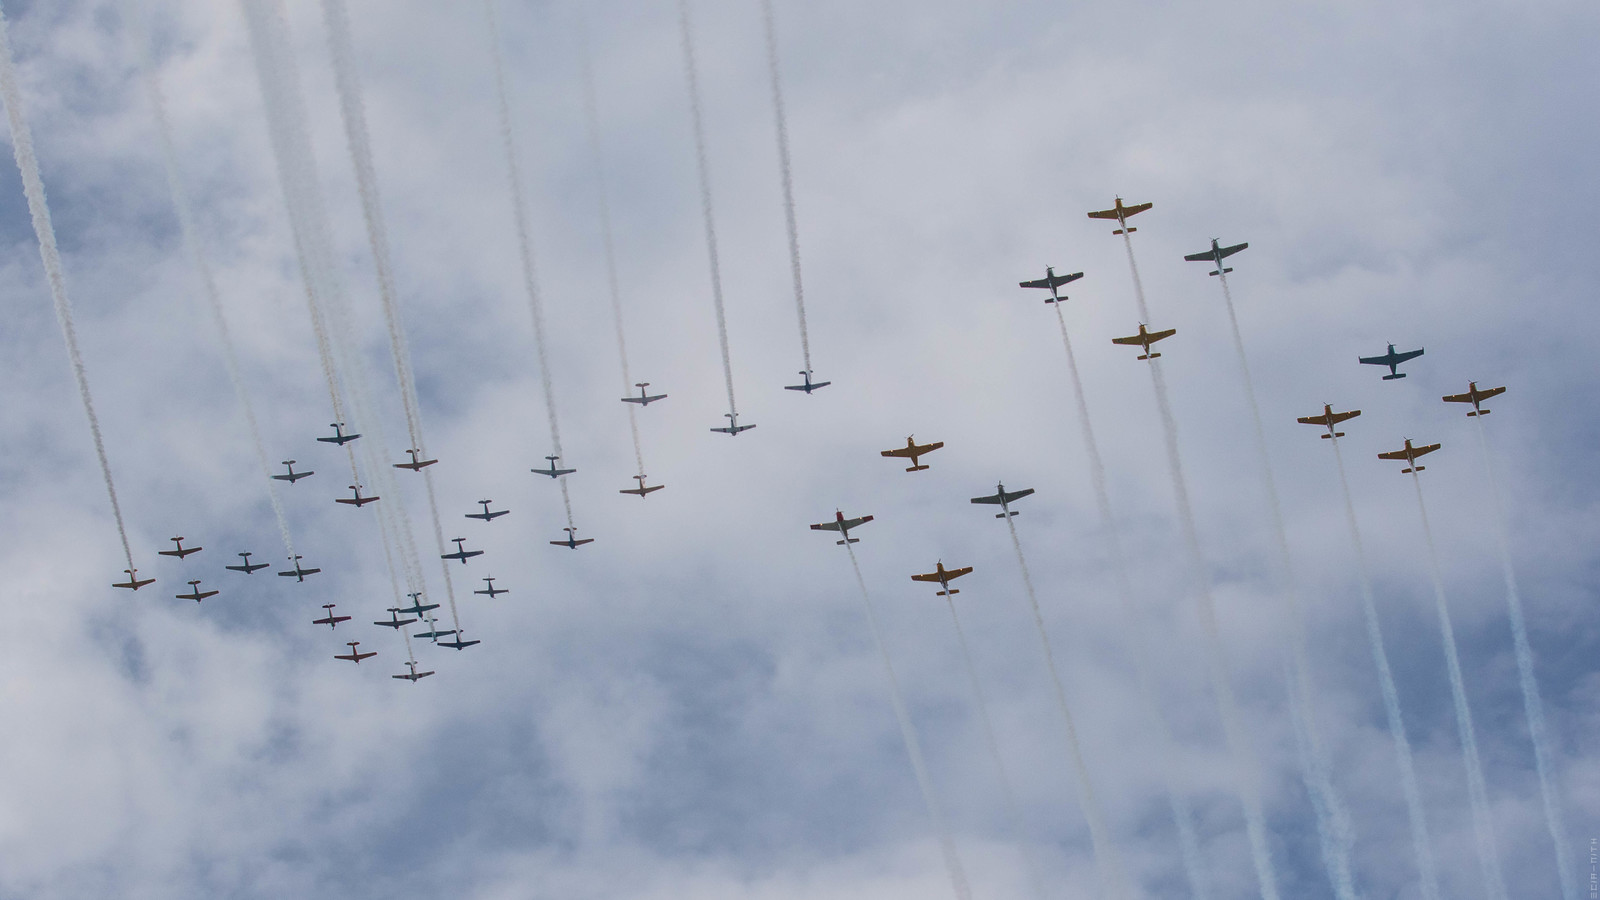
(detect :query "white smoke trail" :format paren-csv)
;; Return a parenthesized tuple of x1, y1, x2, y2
(676, 0, 740, 420)
(1408, 471, 1509, 900)
(1119, 231, 1150, 323)
(0, 9, 136, 573)
(1328, 435, 1440, 900)
(1002, 507, 1138, 900)
(1470, 416, 1574, 899)
(758, 0, 812, 375)
(843, 542, 972, 900)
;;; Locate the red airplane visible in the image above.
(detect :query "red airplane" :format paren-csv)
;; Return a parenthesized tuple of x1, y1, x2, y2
(335, 641, 376, 663)
(113, 568, 155, 591)
(810, 510, 874, 545)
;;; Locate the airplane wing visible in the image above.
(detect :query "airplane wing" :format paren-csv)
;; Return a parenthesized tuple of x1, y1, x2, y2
(810, 520, 844, 531)
(1182, 250, 1213, 262)
(1049, 271, 1084, 288)
(1395, 348, 1424, 363)
(1479, 386, 1506, 401)
(1358, 353, 1393, 366)
(1329, 410, 1360, 424)
(920, 441, 945, 453)
(1001, 488, 1035, 504)
(1086, 208, 1121, 220)
(1296, 413, 1332, 426)
(910, 572, 942, 583)
(1122, 202, 1153, 216)
(1377, 448, 1410, 460)
(1216, 241, 1247, 259)
(880, 447, 914, 459)
(1146, 328, 1176, 343)
(1412, 442, 1440, 457)
(970, 493, 1004, 505)
(945, 566, 974, 579)
(1111, 333, 1145, 346)
(1018, 277, 1052, 289)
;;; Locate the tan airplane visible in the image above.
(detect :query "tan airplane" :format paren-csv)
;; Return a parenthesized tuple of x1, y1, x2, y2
(1297, 404, 1361, 439)
(880, 436, 944, 472)
(1378, 439, 1440, 474)
(1087, 197, 1153, 235)
(911, 561, 972, 597)
(1442, 382, 1505, 417)
(1112, 324, 1176, 360)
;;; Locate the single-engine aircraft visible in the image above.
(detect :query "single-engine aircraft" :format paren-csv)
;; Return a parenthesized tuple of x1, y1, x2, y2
(971, 482, 1035, 518)
(1183, 238, 1249, 276)
(393, 660, 435, 682)
(622, 382, 667, 405)
(785, 370, 830, 394)
(176, 579, 218, 602)
(1087, 197, 1153, 235)
(394, 448, 438, 471)
(441, 537, 483, 564)
(466, 500, 509, 522)
(225, 551, 269, 574)
(551, 527, 594, 549)
(375, 608, 418, 629)
(277, 555, 322, 581)
(334, 641, 376, 663)
(113, 568, 155, 591)
(413, 613, 457, 642)
(312, 603, 351, 628)
(620, 475, 665, 497)
(271, 460, 313, 483)
(1443, 382, 1505, 417)
(159, 536, 201, 559)
(317, 422, 360, 445)
(911, 561, 973, 596)
(1018, 266, 1084, 303)
(809, 510, 874, 545)
(1378, 438, 1440, 474)
(1359, 344, 1424, 380)
(880, 436, 944, 472)
(475, 576, 508, 598)
(438, 633, 481, 650)
(335, 484, 379, 507)
(532, 455, 576, 478)
(1297, 404, 1361, 439)
(1111, 324, 1176, 360)
(398, 592, 439, 615)
(710, 411, 756, 435)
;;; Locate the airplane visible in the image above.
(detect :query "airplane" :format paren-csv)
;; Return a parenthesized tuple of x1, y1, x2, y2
(438, 633, 481, 650)
(622, 382, 667, 405)
(225, 551, 269, 574)
(1087, 197, 1154, 235)
(158, 536, 201, 559)
(531, 455, 576, 478)
(911, 561, 973, 596)
(1018, 266, 1084, 303)
(1359, 344, 1424, 380)
(316, 422, 360, 445)
(880, 436, 944, 472)
(176, 579, 218, 602)
(1296, 404, 1361, 439)
(1111, 324, 1177, 360)
(466, 500, 509, 522)
(475, 576, 508, 598)
(809, 510, 874, 545)
(1183, 238, 1249, 276)
(551, 527, 594, 549)
(392, 660, 435, 682)
(335, 484, 379, 507)
(971, 482, 1035, 518)
(441, 537, 484, 564)
(1443, 382, 1506, 417)
(277, 555, 322, 582)
(1378, 438, 1441, 474)
(784, 370, 831, 394)
(112, 568, 155, 591)
(312, 603, 351, 628)
(412, 614, 457, 641)
(394, 448, 438, 472)
(334, 641, 376, 663)
(620, 475, 665, 497)
(398, 592, 439, 616)
(710, 411, 756, 435)
(375, 608, 418, 629)
(271, 460, 313, 483)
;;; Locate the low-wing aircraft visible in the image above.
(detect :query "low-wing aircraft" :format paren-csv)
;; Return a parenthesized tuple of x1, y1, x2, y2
(531, 455, 576, 478)
(441, 537, 483, 564)
(225, 551, 269, 574)
(413, 614, 457, 642)
(334, 641, 376, 663)
(392, 660, 435, 682)
(971, 482, 1035, 518)
(438, 633, 481, 650)
(1359, 344, 1424, 380)
(112, 568, 155, 591)
(1183, 238, 1249, 276)
(335, 484, 379, 507)
(271, 460, 313, 483)
(375, 608, 418, 629)
(176, 579, 218, 602)
(1018, 266, 1084, 303)
(622, 382, 667, 405)
(316, 422, 360, 445)
(1378, 438, 1441, 474)
(1087, 197, 1154, 235)
(398, 592, 439, 615)
(312, 603, 351, 628)
(710, 411, 756, 435)
(911, 561, 973, 596)
(620, 475, 665, 497)
(466, 500, 509, 522)
(394, 448, 438, 472)
(551, 527, 594, 549)
(880, 436, 944, 472)
(1296, 404, 1361, 439)
(1443, 382, 1505, 417)
(475, 576, 508, 598)
(277, 555, 322, 582)
(1111, 324, 1177, 360)
(809, 510, 874, 545)
(785, 370, 830, 393)
(159, 536, 201, 559)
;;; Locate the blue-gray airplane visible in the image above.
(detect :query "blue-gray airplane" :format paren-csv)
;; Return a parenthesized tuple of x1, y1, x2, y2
(1018, 266, 1084, 303)
(466, 500, 509, 522)
(551, 527, 594, 549)
(475, 576, 508, 598)
(271, 460, 313, 483)
(532, 455, 575, 478)
(316, 423, 360, 445)
(1183, 238, 1248, 275)
(1359, 344, 1424, 380)
(623, 382, 667, 405)
(971, 483, 1034, 518)
(711, 412, 756, 435)
(225, 551, 269, 574)
(277, 555, 322, 581)
(441, 538, 483, 564)
(785, 370, 830, 394)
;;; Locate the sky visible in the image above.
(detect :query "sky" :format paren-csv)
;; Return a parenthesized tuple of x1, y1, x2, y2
(0, 0, 1595, 898)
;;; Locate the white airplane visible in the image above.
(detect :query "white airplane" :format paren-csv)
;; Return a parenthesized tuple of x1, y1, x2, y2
(810, 510, 874, 545)
(710, 412, 755, 435)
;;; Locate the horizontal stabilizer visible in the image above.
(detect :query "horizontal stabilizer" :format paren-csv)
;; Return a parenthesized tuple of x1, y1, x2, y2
(936, 589, 959, 596)
(907, 465, 929, 472)
(1112, 227, 1136, 235)
(1209, 267, 1233, 276)
(1382, 373, 1407, 380)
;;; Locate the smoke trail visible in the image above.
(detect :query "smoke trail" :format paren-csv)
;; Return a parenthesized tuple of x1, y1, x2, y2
(676, 0, 740, 420)
(1328, 435, 1440, 900)
(0, 8, 136, 573)
(1470, 416, 1574, 898)
(1409, 472, 1509, 900)
(758, 0, 812, 374)
(843, 542, 972, 900)
(1119, 231, 1150, 323)
(1002, 508, 1138, 900)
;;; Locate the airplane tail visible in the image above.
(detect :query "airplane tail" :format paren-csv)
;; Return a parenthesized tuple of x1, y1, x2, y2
(1209, 267, 1233, 276)
(1113, 227, 1137, 235)
(1383, 373, 1407, 380)
(837, 538, 860, 546)
(1138, 352, 1160, 360)
(1402, 466, 1424, 474)
(1469, 410, 1487, 417)
(937, 589, 959, 596)
(907, 465, 929, 472)
(995, 511, 1018, 519)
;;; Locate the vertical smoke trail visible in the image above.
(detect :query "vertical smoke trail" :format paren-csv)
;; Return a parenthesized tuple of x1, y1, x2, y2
(0, 7, 136, 573)
(758, 0, 813, 375)
(1328, 436, 1440, 900)
(1051, 304, 1211, 900)
(1002, 508, 1138, 900)
(1469, 417, 1574, 899)
(843, 542, 973, 900)
(676, 0, 740, 420)
(1119, 232, 1151, 323)
(1408, 472, 1510, 900)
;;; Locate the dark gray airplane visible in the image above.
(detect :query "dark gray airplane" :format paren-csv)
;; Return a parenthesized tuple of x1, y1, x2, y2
(1018, 266, 1084, 303)
(1359, 344, 1424, 380)
(1183, 238, 1248, 275)
(971, 483, 1035, 518)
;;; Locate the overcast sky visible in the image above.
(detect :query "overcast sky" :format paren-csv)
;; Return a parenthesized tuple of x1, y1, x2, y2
(0, 0, 1595, 897)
